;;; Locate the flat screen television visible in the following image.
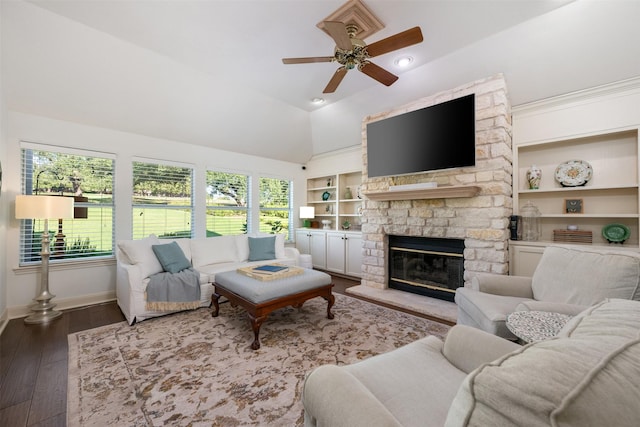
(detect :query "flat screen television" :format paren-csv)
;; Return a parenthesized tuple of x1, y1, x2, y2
(366, 93, 475, 178)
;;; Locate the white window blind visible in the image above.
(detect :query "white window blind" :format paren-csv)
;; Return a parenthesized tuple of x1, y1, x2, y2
(206, 170, 250, 236)
(259, 177, 292, 240)
(132, 160, 194, 239)
(20, 147, 115, 264)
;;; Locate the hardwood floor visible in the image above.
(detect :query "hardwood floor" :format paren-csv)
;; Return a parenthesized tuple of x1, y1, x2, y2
(0, 274, 440, 426)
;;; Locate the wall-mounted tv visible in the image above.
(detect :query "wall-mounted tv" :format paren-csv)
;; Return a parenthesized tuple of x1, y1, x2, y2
(366, 93, 475, 179)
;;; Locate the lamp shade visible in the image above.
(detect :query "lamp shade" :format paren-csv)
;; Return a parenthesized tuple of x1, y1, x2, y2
(15, 195, 74, 220)
(299, 206, 315, 219)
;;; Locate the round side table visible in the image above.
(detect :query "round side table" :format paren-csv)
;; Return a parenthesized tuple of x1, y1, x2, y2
(506, 311, 572, 343)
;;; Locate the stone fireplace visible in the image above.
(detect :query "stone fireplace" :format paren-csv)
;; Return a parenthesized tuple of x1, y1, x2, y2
(355, 75, 513, 304)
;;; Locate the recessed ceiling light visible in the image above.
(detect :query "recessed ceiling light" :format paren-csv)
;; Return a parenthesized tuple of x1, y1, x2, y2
(311, 97, 325, 104)
(394, 56, 414, 68)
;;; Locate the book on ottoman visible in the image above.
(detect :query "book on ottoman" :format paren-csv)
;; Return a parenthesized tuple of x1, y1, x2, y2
(237, 264, 304, 281)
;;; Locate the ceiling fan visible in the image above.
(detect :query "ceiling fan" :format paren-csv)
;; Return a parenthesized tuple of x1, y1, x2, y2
(282, 21, 423, 93)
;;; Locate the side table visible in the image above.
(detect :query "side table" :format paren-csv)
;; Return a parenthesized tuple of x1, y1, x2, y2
(506, 310, 573, 343)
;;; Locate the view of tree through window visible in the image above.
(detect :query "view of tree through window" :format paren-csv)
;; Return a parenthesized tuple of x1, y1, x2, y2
(206, 171, 250, 236)
(259, 177, 292, 239)
(132, 161, 194, 239)
(20, 148, 115, 264)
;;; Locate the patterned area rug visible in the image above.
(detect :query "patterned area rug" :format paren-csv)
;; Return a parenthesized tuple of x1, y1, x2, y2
(68, 293, 450, 426)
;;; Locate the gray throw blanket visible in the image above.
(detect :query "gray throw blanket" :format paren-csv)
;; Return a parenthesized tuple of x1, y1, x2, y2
(145, 267, 201, 311)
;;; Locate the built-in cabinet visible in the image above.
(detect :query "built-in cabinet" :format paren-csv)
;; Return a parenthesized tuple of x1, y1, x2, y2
(326, 231, 363, 277)
(510, 78, 640, 274)
(305, 171, 363, 231)
(294, 229, 327, 270)
(295, 229, 362, 278)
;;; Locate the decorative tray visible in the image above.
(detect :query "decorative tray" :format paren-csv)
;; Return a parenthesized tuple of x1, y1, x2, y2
(602, 223, 631, 243)
(555, 160, 593, 187)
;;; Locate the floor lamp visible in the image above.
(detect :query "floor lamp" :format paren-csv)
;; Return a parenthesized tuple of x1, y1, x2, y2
(15, 195, 74, 324)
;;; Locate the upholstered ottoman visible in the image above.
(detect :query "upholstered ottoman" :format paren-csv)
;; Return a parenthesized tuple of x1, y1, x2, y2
(212, 269, 334, 349)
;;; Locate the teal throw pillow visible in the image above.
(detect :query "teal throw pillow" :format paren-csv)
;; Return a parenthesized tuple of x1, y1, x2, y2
(248, 236, 277, 261)
(152, 241, 191, 274)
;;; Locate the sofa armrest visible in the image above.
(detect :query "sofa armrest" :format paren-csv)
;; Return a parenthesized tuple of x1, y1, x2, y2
(303, 365, 402, 427)
(442, 325, 521, 374)
(284, 246, 301, 264)
(514, 300, 588, 316)
(471, 273, 534, 298)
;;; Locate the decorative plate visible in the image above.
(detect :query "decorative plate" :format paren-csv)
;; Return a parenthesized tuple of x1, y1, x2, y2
(554, 160, 593, 187)
(321, 191, 331, 201)
(602, 223, 631, 243)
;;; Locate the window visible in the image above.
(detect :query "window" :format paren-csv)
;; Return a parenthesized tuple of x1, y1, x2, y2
(206, 171, 250, 236)
(259, 177, 292, 239)
(132, 160, 194, 239)
(20, 146, 115, 264)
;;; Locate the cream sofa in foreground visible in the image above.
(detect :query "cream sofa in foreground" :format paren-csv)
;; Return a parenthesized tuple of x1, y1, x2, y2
(302, 298, 640, 427)
(116, 233, 300, 324)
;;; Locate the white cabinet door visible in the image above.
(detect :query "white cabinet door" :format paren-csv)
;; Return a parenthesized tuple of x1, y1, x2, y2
(309, 231, 327, 269)
(295, 229, 310, 255)
(326, 232, 346, 274)
(345, 233, 362, 278)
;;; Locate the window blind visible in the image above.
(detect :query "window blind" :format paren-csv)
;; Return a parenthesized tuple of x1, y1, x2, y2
(132, 160, 194, 239)
(20, 147, 115, 264)
(206, 170, 250, 236)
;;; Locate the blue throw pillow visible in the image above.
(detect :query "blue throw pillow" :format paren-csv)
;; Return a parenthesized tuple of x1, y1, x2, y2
(248, 236, 276, 261)
(152, 241, 191, 274)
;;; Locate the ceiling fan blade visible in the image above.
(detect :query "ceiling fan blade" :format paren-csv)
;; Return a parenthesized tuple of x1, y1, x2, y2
(323, 21, 353, 51)
(366, 27, 423, 58)
(282, 56, 334, 64)
(323, 67, 348, 93)
(359, 62, 398, 86)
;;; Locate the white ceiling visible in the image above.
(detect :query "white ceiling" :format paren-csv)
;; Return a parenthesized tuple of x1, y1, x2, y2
(3, 0, 640, 164)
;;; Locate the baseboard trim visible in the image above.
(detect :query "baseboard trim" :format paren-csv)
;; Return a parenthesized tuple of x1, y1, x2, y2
(7, 291, 117, 320)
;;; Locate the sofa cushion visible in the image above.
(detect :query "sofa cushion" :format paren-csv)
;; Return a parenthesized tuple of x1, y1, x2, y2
(250, 232, 286, 259)
(190, 235, 238, 268)
(531, 246, 640, 305)
(152, 241, 191, 274)
(248, 236, 276, 261)
(117, 234, 163, 279)
(445, 299, 640, 427)
(454, 287, 530, 339)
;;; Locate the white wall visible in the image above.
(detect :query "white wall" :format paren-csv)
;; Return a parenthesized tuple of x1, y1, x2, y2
(4, 111, 307, 318)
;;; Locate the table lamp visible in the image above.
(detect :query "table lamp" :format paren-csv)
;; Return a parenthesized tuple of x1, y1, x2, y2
(300, 206, 315, 228)
(15, 195, 74, 324)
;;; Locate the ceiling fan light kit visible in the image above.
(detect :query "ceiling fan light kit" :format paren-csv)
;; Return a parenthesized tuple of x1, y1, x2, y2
(282, 0, 423, 94)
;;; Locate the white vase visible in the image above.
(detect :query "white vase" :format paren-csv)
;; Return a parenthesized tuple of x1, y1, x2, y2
(526, 165, 542, 190)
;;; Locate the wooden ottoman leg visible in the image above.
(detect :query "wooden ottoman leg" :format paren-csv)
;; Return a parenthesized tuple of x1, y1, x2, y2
(211, 292, 221, 317)
(325, 293, 335, 319)
(248, 313, 268, 350)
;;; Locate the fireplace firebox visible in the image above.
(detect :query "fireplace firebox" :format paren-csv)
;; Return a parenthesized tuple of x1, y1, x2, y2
(388, 236, 464, 302)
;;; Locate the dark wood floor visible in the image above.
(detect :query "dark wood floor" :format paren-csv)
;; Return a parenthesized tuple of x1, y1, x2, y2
(0, 275, 440, 426)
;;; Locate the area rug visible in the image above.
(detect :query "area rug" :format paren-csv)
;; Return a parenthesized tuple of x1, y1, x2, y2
(68, 293, 450, 426)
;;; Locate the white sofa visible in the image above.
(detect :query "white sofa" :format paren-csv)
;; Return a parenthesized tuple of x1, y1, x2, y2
(116, 233, 300, 324)
(302, 298, 640, 427)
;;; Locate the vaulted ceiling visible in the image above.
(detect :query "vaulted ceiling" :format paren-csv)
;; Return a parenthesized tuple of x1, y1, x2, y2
(3, 1, 640, 164)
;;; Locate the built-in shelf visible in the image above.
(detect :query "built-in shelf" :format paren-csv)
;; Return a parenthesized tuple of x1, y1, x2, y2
(362, 185, 481, 201)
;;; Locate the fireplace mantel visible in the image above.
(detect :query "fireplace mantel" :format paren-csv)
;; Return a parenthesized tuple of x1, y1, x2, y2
(362, 185, 481, 201)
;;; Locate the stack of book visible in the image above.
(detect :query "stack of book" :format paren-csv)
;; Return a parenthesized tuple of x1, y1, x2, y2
(553, 229, 593, 244)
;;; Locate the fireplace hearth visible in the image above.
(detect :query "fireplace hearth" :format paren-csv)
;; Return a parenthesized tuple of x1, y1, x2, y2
(388, 236, 464, 302)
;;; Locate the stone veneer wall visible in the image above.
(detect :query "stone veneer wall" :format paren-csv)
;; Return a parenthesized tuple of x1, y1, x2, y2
(360, 74, 512, 290)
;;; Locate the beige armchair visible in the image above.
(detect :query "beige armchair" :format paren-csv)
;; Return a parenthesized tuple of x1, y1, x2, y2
(455, 245, 640, 339)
